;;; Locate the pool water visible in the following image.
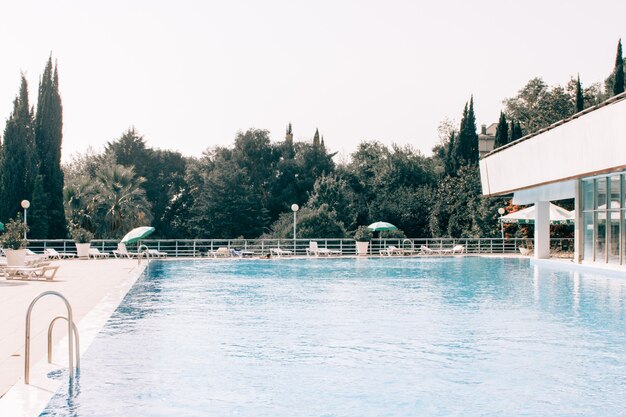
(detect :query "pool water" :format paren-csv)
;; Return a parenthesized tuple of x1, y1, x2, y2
(41, 257, 626, 416)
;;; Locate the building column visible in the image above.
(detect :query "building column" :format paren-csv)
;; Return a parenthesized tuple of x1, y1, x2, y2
(574, 180, 582, 263)
(534, 201, 550, 259)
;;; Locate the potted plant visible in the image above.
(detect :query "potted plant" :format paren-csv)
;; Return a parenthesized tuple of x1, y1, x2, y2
(353, 225, 373, 256)
(71, 226, 94, 259)
(0, 217, 28, 266)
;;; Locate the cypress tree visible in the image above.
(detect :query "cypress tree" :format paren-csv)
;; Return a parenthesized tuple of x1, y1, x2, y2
(445, 131, 457, 175)
(455, 96, 479, 166)
(494, 112, 509, 148)
(614, 39, 624, 96)
(510, 120, 523, 141)
(313, 128, 320, 146)
(28, 175, 49, 238)
(575, 74, 584, 112)
(35, 57, 67, 238)
(0, 76, 37, 222)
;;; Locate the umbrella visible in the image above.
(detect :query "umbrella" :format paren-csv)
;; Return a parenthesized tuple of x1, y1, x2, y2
(0, 222, 3, 232)
(499, 203, 574, 225)
(367, 221, 398, 231)
(120, 226, 155, 245)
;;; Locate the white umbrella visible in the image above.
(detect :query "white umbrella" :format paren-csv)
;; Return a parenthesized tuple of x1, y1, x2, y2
(500, 203, 574, 225)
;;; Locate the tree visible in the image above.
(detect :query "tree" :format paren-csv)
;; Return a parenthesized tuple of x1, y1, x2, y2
(307, 174, 357, 231)
(92, 165, 152, 238)
(105, 128, 187, 237)
(510, 119, 523, 141)
(266, 204, 346, 238)
(575, 74, 584, 112)
(494, 112, 509, 148)
(454, 96, 479, 166)
(614, 39, 624, 95)
(0, 76, 37, 222)
(35, 57, 67, 238)
(188, 151, 268, 238)
(28, 175, 50, 239)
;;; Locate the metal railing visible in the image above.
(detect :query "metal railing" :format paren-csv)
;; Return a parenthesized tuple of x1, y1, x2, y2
(22, 237, 575, 258)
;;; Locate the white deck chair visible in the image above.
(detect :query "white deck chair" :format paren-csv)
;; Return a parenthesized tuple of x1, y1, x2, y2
(44, 248, 76, 259)
(113, 243, 139, 258)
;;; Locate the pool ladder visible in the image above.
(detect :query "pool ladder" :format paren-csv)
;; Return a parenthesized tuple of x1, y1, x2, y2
(25, 291, 80, 384)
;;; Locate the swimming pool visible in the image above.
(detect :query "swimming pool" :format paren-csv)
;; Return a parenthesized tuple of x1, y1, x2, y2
(41, 257, 626, 416)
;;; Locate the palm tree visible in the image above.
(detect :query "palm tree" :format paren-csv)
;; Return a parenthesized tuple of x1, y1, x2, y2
(93, 165, 152, 238)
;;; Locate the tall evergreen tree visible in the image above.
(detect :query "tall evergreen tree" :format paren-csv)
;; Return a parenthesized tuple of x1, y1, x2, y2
(510, 120, 523, 141)
(0, 76, 37, 222)
(35, 57, 67, 237)
(494, 112, 509, 148)
(28, 175, 49, 238)
(614, 39, 624, 96)
(313, 128, 320, 146)
(575, 74, 584, 112)
(455, 96, 479, 166)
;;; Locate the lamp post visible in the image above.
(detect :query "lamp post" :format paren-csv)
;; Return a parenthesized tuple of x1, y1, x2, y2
(291, 204, 299, 253)
(498, 207, 505, 240)
(21, 200, 30, 240)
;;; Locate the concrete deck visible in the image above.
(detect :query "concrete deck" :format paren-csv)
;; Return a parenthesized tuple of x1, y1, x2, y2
(0, 258, 145, 415)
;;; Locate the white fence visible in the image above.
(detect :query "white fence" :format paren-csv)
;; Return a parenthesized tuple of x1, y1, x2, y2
(24, 238, 575, 258)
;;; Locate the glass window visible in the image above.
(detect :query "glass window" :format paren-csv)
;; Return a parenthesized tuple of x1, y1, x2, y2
(597, 178, 607, 209)
(622, 174, 626, 208)
(608, 211, 620, 264)
(609, 175, 621, 209)
(596, 212, 607, 263)
(582, 179, 594, 211)
(583, 212, 594, 262)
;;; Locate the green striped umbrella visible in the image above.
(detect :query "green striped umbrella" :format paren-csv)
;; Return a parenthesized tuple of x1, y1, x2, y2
(120, 226, 155, 245)
(367, 221, 398, 231)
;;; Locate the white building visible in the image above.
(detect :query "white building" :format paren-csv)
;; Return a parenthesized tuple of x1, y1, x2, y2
(479, 92, 626, 267)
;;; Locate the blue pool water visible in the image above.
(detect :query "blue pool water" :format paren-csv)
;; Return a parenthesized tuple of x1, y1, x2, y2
(41, 257, 626, 416)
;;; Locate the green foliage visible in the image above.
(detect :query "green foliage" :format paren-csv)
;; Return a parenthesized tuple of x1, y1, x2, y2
(454, 97, 479, 167)
(265, 204, 345, 239)
(105, 128, 187, 238)
(70, 225, 93, 243)
(35, 57, 66, 238)
(308, 174, 357, 230)
(28, 175, 50, 239)
(494, 112, 508, 148)
(0, 216, 28, 249)
(0, 76, 37, 222)
(575, 75, 584, 112)
(614, 39, 624, 95)
(353, 225, 373, 241)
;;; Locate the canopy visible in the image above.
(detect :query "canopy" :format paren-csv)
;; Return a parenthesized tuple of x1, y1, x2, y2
(120, 226, 155, 245)
(499, 203, 574, 225)
(0, 222, 3, 232)
(367, 221, 398, 231)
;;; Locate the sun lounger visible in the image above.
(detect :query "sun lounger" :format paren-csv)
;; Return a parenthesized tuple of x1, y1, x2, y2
(380, 245, 406, 256)
(113, 243, 140, 258)
(270, 248, 293, 257)
(146, 249, 168, 258)
(230, 248, 255, 258)
(44, 248, 76, 259)
(3, 265, 60, 281)
(306, 241, 341, 257)
(451, 244, 465, 254)
(420, 245, 439, 255)
(208, 247, 231, 258)
(89, 248, 110, 259)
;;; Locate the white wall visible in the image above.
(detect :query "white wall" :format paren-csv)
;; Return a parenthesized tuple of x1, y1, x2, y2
(480, 98, 626, 196)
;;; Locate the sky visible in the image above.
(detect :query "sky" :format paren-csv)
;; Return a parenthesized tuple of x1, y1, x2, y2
(1, 0, 625, 162)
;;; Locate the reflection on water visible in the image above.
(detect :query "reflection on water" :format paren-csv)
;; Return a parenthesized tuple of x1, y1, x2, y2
(41, 258, 626, 417)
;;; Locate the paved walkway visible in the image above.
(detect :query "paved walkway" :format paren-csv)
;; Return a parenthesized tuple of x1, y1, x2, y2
(0, 258, 144, 398)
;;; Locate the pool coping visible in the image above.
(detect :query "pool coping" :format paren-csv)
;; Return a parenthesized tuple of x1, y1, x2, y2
(0, 262, 147, 417)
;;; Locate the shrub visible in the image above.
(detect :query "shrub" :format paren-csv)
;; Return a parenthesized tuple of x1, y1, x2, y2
(0, 217, 28, 250)
(71, 226, 94, 243)
(353, 225, 373, 242)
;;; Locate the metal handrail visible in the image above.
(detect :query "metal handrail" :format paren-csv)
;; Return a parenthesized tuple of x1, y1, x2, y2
(48, 316, 80, 368)
(25, 291, 77, 384)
